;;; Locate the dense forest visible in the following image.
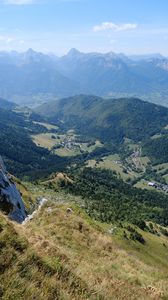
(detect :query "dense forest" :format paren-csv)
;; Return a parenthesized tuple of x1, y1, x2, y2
(66, 168, 168, 226)
(143, 135, 168, 164)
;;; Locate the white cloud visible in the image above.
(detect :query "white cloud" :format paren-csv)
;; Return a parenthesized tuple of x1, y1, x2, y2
(93, 22, 137, 32)
(0, 34, 15, 42)
(0, 34, 25, 44)
(1, 0, 37, 4)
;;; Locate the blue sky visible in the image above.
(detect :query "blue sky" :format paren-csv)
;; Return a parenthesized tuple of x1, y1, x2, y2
(0, 0, 168, 55)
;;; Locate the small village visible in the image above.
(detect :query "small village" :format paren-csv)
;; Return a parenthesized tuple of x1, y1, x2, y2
(59, 135, 81, 151)
(148, 181, 168, 193)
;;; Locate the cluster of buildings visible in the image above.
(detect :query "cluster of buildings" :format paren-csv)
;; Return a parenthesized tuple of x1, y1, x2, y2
(148, 181, 168, 193)
(60, 136, 80, 151)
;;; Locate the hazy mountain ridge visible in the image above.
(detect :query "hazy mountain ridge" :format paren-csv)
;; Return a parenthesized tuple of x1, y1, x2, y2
(0, 49, 168, 106)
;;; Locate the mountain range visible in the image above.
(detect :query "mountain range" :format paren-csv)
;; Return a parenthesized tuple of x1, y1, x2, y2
(1, 49, 168, 106)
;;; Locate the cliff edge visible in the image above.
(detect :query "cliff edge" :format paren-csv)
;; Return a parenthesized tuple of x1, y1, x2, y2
(0, 156, 26, 223)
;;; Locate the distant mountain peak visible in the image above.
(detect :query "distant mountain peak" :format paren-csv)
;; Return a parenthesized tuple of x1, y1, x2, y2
(25, 48, 39, 57)
(27, 48, 36, 53)
(67, 48, 82, 56)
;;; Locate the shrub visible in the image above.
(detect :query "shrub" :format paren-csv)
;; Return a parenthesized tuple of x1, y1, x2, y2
(160, 227, 168, 237)
(130, 231, 145, 244)
(133, 220, 147, 231)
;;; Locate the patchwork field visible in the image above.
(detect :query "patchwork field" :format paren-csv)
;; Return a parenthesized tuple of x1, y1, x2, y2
(31, 131, 103, 157)
(33, 121, 59, 130)
(86, 154, 139, 181)
(32, 133, 56, 149)
(31, 126, 168, 187)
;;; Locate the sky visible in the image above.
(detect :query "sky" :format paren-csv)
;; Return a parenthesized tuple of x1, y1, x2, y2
(0, 0, 168, 55)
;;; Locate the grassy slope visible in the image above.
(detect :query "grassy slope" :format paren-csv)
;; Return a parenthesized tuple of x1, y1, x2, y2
(14, 176, 37, 212)
(1, 193, 168, 299)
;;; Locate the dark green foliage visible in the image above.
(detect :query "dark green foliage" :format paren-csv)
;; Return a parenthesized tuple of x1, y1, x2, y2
(51, 135, 56, 139)
(160, 227, 168, 237)
(133, 220, 147, 231)
(126, 226, 145, 243)
(130, 231, 145, 244)
(66, 168, 168, 226)
(0, 108, 68, 179)
(143, 165, 166, 184)
(143, 135, 168, 164)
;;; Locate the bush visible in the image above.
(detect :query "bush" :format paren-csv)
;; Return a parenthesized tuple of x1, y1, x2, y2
(130, 231, 145, 244)
(133, 220, 147, 231)
(160, 227, 168, 237)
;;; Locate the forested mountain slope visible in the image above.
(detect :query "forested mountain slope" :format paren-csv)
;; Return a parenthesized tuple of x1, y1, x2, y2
(36, 95, 168, 143)
(0, 104, 68, 179)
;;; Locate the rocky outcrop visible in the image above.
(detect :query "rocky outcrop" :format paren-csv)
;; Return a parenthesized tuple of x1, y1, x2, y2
(0, 156, 26, 223)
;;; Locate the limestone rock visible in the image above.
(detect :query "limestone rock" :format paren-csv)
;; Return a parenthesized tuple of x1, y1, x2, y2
(0, 156, 26, 223)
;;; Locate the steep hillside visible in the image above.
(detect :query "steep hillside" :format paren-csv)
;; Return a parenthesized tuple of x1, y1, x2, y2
(0, 156, 26, 223)
(143, 136, 168, 164)
(1, 196, 168, 299)
(0, 106, 68, 179)
(64, 168, 168, 225)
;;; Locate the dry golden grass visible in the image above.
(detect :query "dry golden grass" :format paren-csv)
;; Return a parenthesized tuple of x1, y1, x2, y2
(1, 188, 168, 300)
(31, 133, 58, 149)
(33, 121, 59, 130)
(0, 211, 92, 300)
(42, 173, 73, 188)
(13, 201, 168, 300)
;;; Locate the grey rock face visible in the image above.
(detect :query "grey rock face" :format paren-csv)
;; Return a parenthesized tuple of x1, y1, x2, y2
(0, 156, 27, 223)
